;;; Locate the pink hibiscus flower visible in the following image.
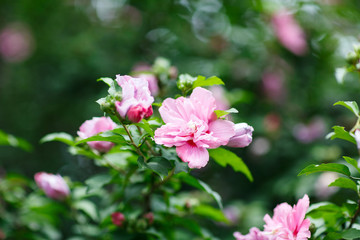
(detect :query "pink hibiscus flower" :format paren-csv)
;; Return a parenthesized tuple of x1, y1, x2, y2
(263, 194, 311, 240)
(154, 87, 236, 168)
(234, 227, 268, 240)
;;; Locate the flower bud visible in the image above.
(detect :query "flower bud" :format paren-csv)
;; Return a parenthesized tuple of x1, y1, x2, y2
(34, 172, 70, 201)
(177, 74, 196, 92)
(227, 123, 254, 148)
(111, 212, 125, 227)
(144, 212, 154, 225)
(77, 117, 117, 152)
(153, 57, 171, 75)
(127, 104, 153, 123)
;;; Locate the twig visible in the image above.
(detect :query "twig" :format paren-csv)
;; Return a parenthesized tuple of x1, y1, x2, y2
(136, 125, 157, 156)
(118, 120, 146, 160)
(349, 199, 360, 228)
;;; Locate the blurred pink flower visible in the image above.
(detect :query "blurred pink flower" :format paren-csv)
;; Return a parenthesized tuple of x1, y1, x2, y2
(314, 172, 338, 200)
(144, 212, 154, 225)
(272, 11, 307, 56)
(262, 71, 286, 103)
(227, 123, 254, 148)
(0, 23, 34, 63)
(115, 75, 154, 123)
(293, 117, 326, 143)
(154, 87, 237, 168)
(234, 227, 267, 240)
(77, 116, 117, 152)
(111, 212, 125, 226)
(136, 73, 159, 96)
(264, 113, 281, 133)
(263, 194, 311, 240)
(34, 172, 70, 201)
(209, 85, 230, 111)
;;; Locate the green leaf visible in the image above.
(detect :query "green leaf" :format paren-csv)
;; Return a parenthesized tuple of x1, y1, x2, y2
(171, 160, 190, 174)
(298, 163, 351, 177)
(137, 157, 173, 180)
(193, 204, 229, 223)
(192, 75, 224, 88)
(85, 174, 113, 190)
(328, 177, 357, 192)
(135, 119, 154, 137)
(342, 228, 360, 239)
(0, 130, 32, 151)
(209, 148, 253, 182)
(178, 172, 223, 209)
(214, 108, 239, 118)
(76, 129, 126, 145)
(329, 126, 356, 144)
(40, 132, 74, 146)
(343, 156, 360, 173)
(335, 67, 347, 84)
(334, 101, 359, 116)
(74, 200, 99, 222)
(97, 77, 113, 87)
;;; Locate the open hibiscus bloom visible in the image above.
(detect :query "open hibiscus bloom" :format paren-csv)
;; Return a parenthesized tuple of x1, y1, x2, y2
(155, 87, 251, 168)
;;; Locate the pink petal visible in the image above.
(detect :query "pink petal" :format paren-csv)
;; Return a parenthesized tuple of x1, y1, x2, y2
(159, 97, 193, 124)
(205, 119, 235, 148)
(154, 123, 192, 147)
(176, 143, 209, 169)
(190, 87, 217, 122)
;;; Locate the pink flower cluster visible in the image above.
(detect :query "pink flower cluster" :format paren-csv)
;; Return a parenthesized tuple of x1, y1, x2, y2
(34, 172, 70, 201)
(115, 75, 154, 123)
(234, 194, 311, 240)
(154, 87, 253, 169)
(78, 116, 117, 152)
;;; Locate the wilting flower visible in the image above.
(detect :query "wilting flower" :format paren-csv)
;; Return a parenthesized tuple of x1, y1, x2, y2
(115, 75, 154, 123)
(78, 116, 117, 152)
(234, 227, 266, 240)
(272, 10, 307, 56)
(34, 172, 70, 200)
(234, 195, 311, 240)
(154, 87, 253, 168)
(263, 194, 311, 240)
(227, 123, 254, 148)
(111, 212, 125, 226)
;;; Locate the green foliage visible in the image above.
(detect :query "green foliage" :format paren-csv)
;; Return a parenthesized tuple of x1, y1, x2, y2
(0, 130, 32, 151)
(75, 129, 127, 145)
(328, 177, 357, 192)
(334, 101, 360, 117)
(214, 108, 239, 118)
(298, 163, 351, 177)
(40, 132, 75, 146)
(209, 148, 253, 182)
(192, 76, 224, 88)
(327, 126, 356, 144)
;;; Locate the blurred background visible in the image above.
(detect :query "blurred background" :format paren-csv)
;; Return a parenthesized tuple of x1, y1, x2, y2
(1, 0, 360, 237)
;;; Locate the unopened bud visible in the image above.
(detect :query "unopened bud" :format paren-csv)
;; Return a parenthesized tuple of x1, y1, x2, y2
(111, 212, 125, 227)
(177, 74, 196, 92)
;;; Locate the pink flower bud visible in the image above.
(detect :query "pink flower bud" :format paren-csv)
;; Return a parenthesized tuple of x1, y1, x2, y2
(34, 172, 70, 201)
(272, 10, 307, 56)
(227, 123, 254, 148)
(111, 212, 125, 226)
(115, 75, 154, 123)
(77, 117, 117, 152)
(144, 212, 154, 225)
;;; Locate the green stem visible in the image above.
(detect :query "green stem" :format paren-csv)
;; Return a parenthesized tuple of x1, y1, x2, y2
(118, 120, 146, 161)
(136, 125, 157, 156)
(349, 199, 360, 228)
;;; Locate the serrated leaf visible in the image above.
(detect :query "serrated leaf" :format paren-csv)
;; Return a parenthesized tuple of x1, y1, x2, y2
(193, 204, 229, 223)
(97, 77, 113, 87)
(209, 148, 253, 182)
(193, 75, 224, 88)
(135, 119, 154, 137)
(330, 126, 356, 144)
(298, 163, 351, 176)
(214, 108, 239, 118)
(335, 67, 347, 84)
(137, 157, 173, 180)
(343, 156, 360, 173)
(74, 200, 99, 222)
(76, 129, 126, 145)
(178, 172, 223, 209)
(342, 228, 360, 239)
(334, 101, 359, 116)
(40, 132, 74, 146)
(328, 177, 357, 192)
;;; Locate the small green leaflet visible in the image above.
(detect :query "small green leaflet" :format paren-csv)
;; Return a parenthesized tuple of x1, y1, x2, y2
(137, 157, 173, 180)
(97, 77, 113, 87)
(193, 75, 224, 88)
(327, 126, 356, 144)
(335, 67, 347, 84)
(76, 129, 127, 145)
(40, 132, 74, 146)
(328, 177, 357, 192)
(0, 130, 32, 152)
(298, 163, 351, 177)
(209, 148, 253, 182)
(334, 101, 359, 116)
(214, 108, 239, 118)
(343, 156, 360, 173)
(193, 204, 229, 223)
